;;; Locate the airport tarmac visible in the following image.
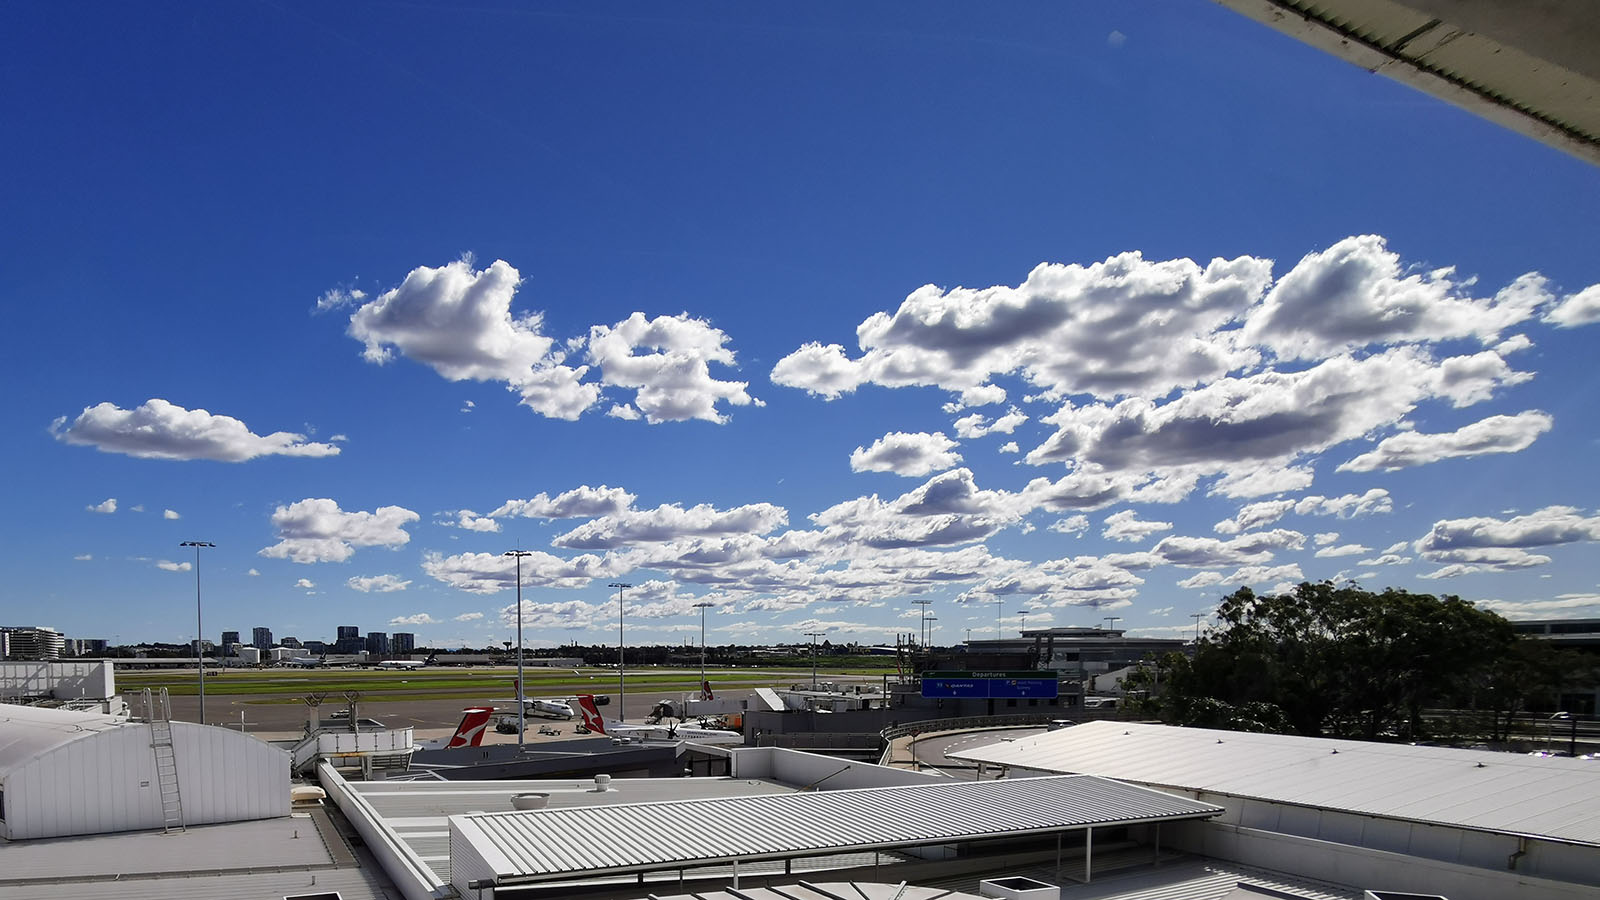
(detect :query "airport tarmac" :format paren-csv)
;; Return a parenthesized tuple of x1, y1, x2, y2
(166, 690, 683, 737)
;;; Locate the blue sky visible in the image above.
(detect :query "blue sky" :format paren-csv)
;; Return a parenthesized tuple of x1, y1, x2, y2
(4, 2, 1599, 649)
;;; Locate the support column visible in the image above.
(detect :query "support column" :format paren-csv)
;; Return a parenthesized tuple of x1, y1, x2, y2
(1085, 826, 1093, 883)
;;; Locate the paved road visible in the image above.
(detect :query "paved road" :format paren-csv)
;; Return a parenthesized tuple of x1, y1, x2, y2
(898, 727, 1047, 773)
(158, 667, 886, 735)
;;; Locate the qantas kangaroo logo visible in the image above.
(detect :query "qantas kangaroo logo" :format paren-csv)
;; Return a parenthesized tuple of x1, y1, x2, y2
(446, 707, 495, 748)
(576, 694, 607, 734)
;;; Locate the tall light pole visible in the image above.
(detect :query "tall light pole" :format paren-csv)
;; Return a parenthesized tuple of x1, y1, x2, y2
(179, 541, 214, 725)
(503, 550, 533, 751)
(609, 582, 632, 722)
(1020, 607, 1031, 634)
(1190, 612, 1205, 643)
(1104, 615, 1121, 632)
(911, 598, 932, 651)
(692, 601, 714, 698)
(805, 631, 826, 690)
(993, 598, 1004, 641)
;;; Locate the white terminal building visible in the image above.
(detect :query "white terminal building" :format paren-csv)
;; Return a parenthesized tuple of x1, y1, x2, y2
(0, 664, 1596, 900)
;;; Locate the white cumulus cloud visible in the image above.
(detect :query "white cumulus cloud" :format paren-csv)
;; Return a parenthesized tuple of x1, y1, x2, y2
(349, 574, 412, 593)
(259, 498, 420, 564)
(1048, 515, 1090, 537)
(586, 312, 760, 423)
(1542, 284, 1600, 328)
(163, 509, 180, 520)
(53, 399, 341, 461)
(1338, 411, 1553, 472)
(850, 431, 962, 477)
(1214, 490, 1392, 534)
(1414, 506, 1600, 575)
(346, 261, 759, 425)
(87, 498, 117, 514)
(295, 578, 315, 589)
(422, 550, 615, 593)
(1101, 509, 1173, 543)
(552, 502, 788, 550)
(773, 250, 1272, 403)
(953, 408, 1029, 439)
(491, 485, 638, 520)
(447, 510, 502, 532)
(1242, 235, 1549, 359)
(389, 613, 437, 626)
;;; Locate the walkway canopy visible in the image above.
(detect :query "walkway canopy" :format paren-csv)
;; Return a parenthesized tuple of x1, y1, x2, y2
(448, 773, 1222, 893)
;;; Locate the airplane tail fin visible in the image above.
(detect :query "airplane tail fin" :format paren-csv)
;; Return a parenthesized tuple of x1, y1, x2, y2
(701, 679, 714, 701)
(513, 678, 522, 701)
(576, 694, 607, 734)
(424, 651, 438, 666)
(446, 707, 495, 748)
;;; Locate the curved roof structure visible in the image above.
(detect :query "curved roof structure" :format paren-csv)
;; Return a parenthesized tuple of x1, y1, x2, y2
(0, 704, 127, 776)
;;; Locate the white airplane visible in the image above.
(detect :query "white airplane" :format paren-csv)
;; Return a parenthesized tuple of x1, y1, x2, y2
(285, 655, 326, 668)
(576, 694, 743, 746)
(491, 679, 576, 720)
(376, 652, 437, 670)
(414, 707, 495, 751)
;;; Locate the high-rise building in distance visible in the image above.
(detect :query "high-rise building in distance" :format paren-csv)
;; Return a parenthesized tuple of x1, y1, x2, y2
(3, 626, 66, 660)
(366, 632, 389, 658)
(392, 632, 415, 656)
(251, 627, 273, 650)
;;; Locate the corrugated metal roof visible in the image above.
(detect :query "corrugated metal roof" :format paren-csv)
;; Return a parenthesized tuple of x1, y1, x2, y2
(453, 774, 1222, 884)
(0, 704, 126, 777)
(348, 774, 796, 820)
(1216, 0, 1600, 166)
(949, 721, 1600, 846)
(644, 883, 984, 900)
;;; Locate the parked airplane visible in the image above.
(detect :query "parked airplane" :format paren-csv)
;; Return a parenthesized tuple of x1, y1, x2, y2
(414, 707, 495, 751)
(376, 652, 438, 670)
(576, 694, 743, 746)
(285, 655, 326, 668)
(491, 679, 576, 720)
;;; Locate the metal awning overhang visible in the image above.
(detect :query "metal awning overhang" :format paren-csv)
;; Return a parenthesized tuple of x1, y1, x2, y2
(450, 774, 1222, 887)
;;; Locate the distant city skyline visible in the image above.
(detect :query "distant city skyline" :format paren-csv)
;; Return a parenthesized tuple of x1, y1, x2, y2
(4, 4, 1598, 648)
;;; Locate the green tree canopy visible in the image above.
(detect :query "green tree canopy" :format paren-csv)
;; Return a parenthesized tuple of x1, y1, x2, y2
(1130, 582, 1517, 739)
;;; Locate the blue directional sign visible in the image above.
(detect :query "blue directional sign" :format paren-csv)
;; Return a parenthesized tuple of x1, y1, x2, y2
(920, 671, 1059, 699)
(920, 677, 989, 698)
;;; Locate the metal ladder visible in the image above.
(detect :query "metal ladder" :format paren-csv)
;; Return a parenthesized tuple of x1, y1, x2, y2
(144, 688, 185, 833)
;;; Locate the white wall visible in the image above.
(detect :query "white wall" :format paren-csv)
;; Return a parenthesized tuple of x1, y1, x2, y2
(449, 816, 502, 899)
(3, 722, 288, 839)
(0, 661, 114, 701)
(1168, 820, 1597, 900)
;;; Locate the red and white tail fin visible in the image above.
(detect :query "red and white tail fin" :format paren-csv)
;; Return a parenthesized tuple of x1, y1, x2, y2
(513, 678, 522, 701)
(701, 679, 714, 701)
(446, 707, 495, 748)
(576, 694, 607, 734)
